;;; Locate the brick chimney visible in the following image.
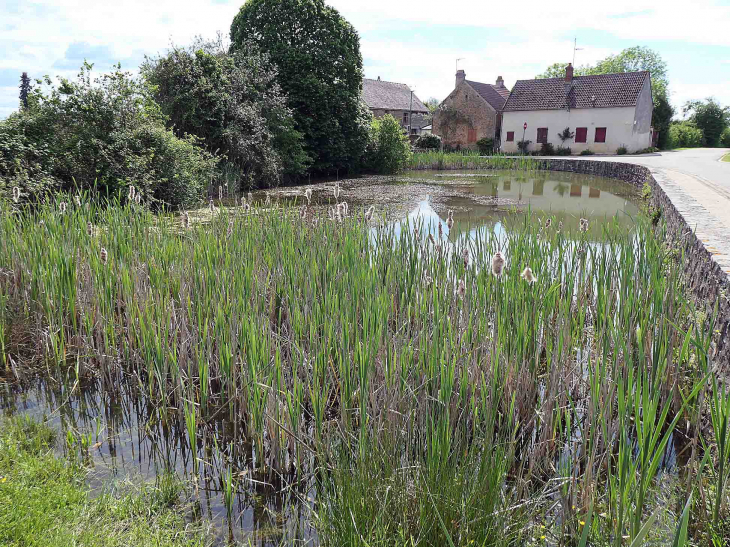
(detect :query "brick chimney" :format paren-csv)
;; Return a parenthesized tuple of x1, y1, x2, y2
(495, 75, 505, 88)
(456, 69, 466, 88)
(565, 63, 574, 82)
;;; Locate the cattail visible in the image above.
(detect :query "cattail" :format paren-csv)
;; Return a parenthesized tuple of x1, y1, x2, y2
(300, 206, 307, 220)
(135, 192, 141, 205)
(265, 193, 271, 206)
(558, 221, 563, 232)
(544, 218, 552, 230)
(462, 246, 470, 268)
(456, 278, 465, 300)
(492, 251, 505, 277)
(182, 212, 190, 229)
(86, 222, 93, 236)
(59, 201, 67, 214)
(128, 185, 136, 201)
(243, 202, 251, 213)
(333, 183, 341, 201)
(428, 233, 436, 245)
(336, 203, 345, 222)
(248, 192, 253, 204)
(304, 188, 312, 204)
(329, 207, 335, 220)
(365, 205, 375, 221)
(12, 187, 20, 203)
(520, 266, 537, 283)
(227, 219, 234, 238)
(313, 217, 319, 228)
(579, 218, 589, 232)
(100, 247, 108, 264)
(341, 201, 349, 217)
(424, 273, 433, 287)
(438, 222, 443, 240)
(446, 210, 454, 230)
(75, 195, 81, 207)
(218, 185, 223, 200)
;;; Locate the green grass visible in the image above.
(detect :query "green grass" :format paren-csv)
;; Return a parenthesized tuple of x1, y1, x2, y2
(0, 416, 212, 547)
(0, 191, 727, 545)
(407, 150, 543, 170)
(721, 153, 730, 162)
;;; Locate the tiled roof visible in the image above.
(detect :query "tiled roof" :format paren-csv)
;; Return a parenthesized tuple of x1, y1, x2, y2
(362, 79, 429, 113)
(503, 71, 650, 111)
(465, 80, 508, 111)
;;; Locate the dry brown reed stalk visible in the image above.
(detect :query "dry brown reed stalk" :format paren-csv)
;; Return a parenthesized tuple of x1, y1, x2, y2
(100, 247, 108, 264)
(520, 267, 537, 283)
(492, 252, 505, 277)
(446, 210, 454, 230)
(12, 187, 20, 203)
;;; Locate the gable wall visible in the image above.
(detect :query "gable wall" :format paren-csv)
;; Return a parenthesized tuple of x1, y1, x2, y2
(433, 82, 497, 149)
(501, 106, 653, 154)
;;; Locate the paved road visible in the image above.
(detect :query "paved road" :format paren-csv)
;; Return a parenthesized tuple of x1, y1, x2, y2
(598, 148, 730, 273)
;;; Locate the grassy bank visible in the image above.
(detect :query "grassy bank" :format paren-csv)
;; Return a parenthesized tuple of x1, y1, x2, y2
(1, 193, 729, 545)
(722, 153, 730, 162)
(0, 416, 212, 546)
(407, 150, 543, 170)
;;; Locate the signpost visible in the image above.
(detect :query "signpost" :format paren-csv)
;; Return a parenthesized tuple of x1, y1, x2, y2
(522, 122, 528, 155)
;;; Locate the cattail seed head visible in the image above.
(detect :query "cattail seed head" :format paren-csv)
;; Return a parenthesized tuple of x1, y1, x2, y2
(86, 222, 93, 236)
(218, 185, 223, 200)
(182, 212, 190, 229)
(59, 201, 67, 214)
(75, 195, 81, 207)
(209, 198, 215, 212)
(12, 187, 21, 203)
(243, 202, 251, 213)
(247, 192, 253, 204)
(365, 205, 375, 221)
(304, 188, 312, 204)
(424, 273, 433, 287)
(492, 252, 505, 277)
(579, 218, 589, 232)
(128, 185, 136, 201)
(520, 266, 537, 283)
(558, 221, 563, 232)
(446, 210, 454, 230)
(462, 246, 470, 268)
(428, 233, 436, 245)
(456, 278, 465, 300)
(135, 193, 141, 205)
(333, 183, 341, 201)
(227, 219, 234, 238)
(265, 193, 271, 206)
(341, 201, 348, 216)
(100, 247, 108, 264)
(438, 222, 443, 240)
(544, 218, 552, 229)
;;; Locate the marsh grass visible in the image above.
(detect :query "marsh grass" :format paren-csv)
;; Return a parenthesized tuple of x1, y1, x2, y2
(0, 193, 726, 545)
(408, 151, 544, 171)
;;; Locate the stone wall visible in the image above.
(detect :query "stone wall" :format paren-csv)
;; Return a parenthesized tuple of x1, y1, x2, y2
(433, 82, 497, 150)
(542, 158, 730, 365)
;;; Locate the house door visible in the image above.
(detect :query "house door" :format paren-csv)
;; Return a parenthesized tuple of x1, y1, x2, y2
(468, 128, 477, 143)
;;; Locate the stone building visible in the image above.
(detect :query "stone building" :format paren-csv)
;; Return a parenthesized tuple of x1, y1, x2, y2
(361, 77, 430, 135)
(433, 70, 510, 150)
(501, 64, 653, 154)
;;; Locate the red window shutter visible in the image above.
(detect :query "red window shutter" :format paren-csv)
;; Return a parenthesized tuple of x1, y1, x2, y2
(595, 127, 607, 143)
(506, 131, 514, 142)
(575, 127, 587, 143)
(468, 128, 477, 143)
(537, 128, 548, 144)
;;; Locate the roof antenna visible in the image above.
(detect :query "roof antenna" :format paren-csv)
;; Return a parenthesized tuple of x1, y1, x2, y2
(572, 37, 583, 68)
(456, 58, 465, 72)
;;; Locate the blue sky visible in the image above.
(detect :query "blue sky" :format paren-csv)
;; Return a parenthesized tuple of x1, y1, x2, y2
(2, 0, 729, 119)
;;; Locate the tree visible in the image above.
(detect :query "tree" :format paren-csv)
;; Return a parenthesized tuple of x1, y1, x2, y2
(142, 37, 308, 189)
(230, 0, 370, 176)
(683, 98, 729, 147)
(19, 72, 31, 110)
(536, 62, 589, 79)
(367, 114, 411, 174)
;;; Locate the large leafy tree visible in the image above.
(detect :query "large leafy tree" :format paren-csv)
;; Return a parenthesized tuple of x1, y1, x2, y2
(683, 98, 729, 147)
(230, 0, 371, 176)
(536, 47, 675, 148)
(142, 38, 308, 189)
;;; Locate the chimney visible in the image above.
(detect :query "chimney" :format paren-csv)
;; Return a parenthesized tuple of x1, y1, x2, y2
(565, 63, 573, 82)
(495, 75, 505, 88)
(456, 69, 466, 88)
(377, 76, 381, 81)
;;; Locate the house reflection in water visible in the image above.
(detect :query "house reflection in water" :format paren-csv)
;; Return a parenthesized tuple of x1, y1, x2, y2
(503, 180, 511, 191)
(570, 184, 582, 197)
(589, 187, 601, 198)
(532, 180, 544, 196)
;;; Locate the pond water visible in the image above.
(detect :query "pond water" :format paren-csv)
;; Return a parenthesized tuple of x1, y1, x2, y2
(2, 169, 643, 545)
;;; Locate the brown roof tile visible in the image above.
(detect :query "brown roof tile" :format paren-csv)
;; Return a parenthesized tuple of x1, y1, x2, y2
(503, 71, 650, 111)
(465, 80, 508, 111)
(362, 79, 429, 113)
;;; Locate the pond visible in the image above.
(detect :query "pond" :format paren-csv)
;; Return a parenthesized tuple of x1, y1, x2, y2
(1, 169, 648, 546)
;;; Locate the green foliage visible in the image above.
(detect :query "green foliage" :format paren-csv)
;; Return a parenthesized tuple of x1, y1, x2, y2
(617, 146, 628, 155)
(636, 146, 659, 154)
(668, 122, 704, 148)
(415, 133, 441, 150)
(579, 149, 595, 155)
(540, 142, 555, 156)
(721, 127, 730, 148)
(653, 92, 675, 149)
(555, 146, 572, 156)
(0, 63, 216, 209)
(683, 98, 729, 147)
(230, 0, 369, 176)
(142, 38, 308, 189)
(367, 114, 411, 174)
(476, 137, 494, 154)
(19, 72, 31, 110)
(558, 127, 575, 143)
(517, 139, 531, 153)
(434, 104, 470, 146)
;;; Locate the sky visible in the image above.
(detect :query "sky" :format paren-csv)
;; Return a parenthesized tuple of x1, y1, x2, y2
(1, 0, 730, 119)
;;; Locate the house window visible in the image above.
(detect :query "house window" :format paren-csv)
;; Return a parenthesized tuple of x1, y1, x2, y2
(468, 128, 477, 143)
(506, 131, 514, 142)
(595, 127, 607, 143)
(537, 128, 548, 144)
(575, 127, 587, 143)
(403, 112, 409, 125)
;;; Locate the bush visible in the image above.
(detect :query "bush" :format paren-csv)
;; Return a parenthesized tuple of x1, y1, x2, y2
(476, 137, 494, 155)
(616, 146, 628, 155)
(635, 147, 659, 154)
(0, 64, 217, 209)
(721, 127, 730, 148)
(415, 133, 441, 150)
(668, 122, 703, 149)
(517, 140, 531, 153)
(366, 114, 411, 174)
(579, 149, 595, 156)
(540, 142, 555, 156)
(555, 146, 572, 156)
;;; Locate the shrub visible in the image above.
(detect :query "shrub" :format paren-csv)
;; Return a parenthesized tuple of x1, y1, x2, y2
(579, 149, 595, 156)
(0, 64, 217, 209)
(555, 146, 572, 156)
(517, 140, 531, 153)
(616, 146, 628, 155)
(668, 122, 703, 148)
(476, 137, 494, 155)
(366, 114, 411, 174)
(558, 127, 575, 144)
(415, 133, 441, 150)
(540, 142, 555, 156)
(635, 147, 659, 154)
(721, 127, 730, 148)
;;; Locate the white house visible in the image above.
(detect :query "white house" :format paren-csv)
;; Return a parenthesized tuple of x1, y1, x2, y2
(501, 64, 653, 155)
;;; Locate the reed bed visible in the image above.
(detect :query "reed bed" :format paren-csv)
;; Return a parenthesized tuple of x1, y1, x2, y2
(407, 151, 544, 171)
(0, 193, 728, 546)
